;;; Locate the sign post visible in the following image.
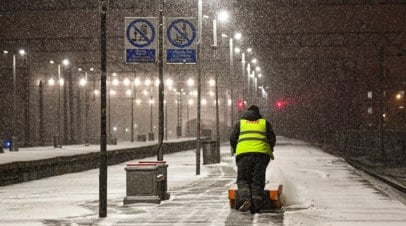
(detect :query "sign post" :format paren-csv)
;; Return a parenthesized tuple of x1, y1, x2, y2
(165, 18, 197, 64)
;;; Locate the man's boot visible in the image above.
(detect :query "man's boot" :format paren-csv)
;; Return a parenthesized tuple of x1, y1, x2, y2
(239, 200, 251, 212)
(250, 198, 262, 214)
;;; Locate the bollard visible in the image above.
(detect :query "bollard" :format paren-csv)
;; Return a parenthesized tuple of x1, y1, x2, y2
(139, 160, 170, 200)
(123, 163, 163, 205)
(202, 140, 220, 164)
(137, 135, 147, 142)
(148, 133, 155, 141)
(53, 135, 62, 148)
(10, 136, 18, 152)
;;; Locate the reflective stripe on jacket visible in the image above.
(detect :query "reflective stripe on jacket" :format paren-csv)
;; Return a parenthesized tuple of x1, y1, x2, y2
(235, 119, 274, 159)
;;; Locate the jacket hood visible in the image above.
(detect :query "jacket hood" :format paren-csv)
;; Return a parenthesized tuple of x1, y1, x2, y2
(241, 109, 262, 121)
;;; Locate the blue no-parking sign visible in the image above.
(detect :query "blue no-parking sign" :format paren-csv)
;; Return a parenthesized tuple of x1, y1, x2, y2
(125, 17, 157, 63)
(165, 18, 197, 64)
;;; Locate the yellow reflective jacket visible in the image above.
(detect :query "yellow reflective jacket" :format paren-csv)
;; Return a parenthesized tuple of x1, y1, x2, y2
(235, 119, 274, 159)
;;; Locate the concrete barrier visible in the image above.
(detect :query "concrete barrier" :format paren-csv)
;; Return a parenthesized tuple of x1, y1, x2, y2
(0, 139, 196, 186)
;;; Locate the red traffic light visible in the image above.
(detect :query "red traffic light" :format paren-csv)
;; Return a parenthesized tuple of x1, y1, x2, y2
(275, 101, 285, 110)
(236, 100, 245, 110)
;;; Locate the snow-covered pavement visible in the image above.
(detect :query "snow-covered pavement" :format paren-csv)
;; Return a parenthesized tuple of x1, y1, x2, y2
(0, 137, 406, 225)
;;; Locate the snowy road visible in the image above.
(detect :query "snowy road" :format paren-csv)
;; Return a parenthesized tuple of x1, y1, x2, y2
(0, 137, 405, 225)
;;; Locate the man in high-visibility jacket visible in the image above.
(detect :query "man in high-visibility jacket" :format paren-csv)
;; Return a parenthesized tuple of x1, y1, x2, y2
(230, 105, 276, 214)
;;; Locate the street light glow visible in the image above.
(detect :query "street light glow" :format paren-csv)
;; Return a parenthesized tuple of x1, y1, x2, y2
(110, 90, 116, 96)
(79, 78, 87, 86)
(234, 32, 242, 40)
(395, 93, 403, 100)
(221, 33, 228, 38)
(256, 66, 261, 72)
(218, 10, 229, 22)
(123, 78, 130, 86)
(126, 90, 132, 96)
(166, 78, 173, 87)
(3, 50, 8, 54)
(48, 78, 55, 86)
(258, 73, 262, 78)
(49, 60, 55, 64)
(209, 79, 215, 87)
(59, 78, 64, 86)
(62, 59, 69, 66)
(112, 78, 119, 86)
(203, 15, 209, 19)
(187, 78, 194, 86)
(19, 49, 26, 56)
(201, 98, 207, 105)
(155, 79, 160, 86)
(234, 47, 241, 54)
(145, 79, 151, 86)
(247, 48, 252, 53)
(90, 67, 94, 71)
(134, 78, 141, 86)
(252, 58, 257, 64)
(112, 72, 117, 77)
(94, 90, 99, 95)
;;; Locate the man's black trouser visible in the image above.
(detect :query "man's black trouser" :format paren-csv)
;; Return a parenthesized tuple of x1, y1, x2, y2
(236, 153, 270, 208)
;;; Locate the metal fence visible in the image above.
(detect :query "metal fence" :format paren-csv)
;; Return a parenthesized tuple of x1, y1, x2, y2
(280, 128, 406, 163)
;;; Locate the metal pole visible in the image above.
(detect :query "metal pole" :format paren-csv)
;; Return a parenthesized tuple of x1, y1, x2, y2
(242, 52, 246, 102)
(131, 73, 135, 142)
(379, 46, 385, 161)
(165, 89, 168, 141)
(150, 93, 153, 136)
(187, 94, 189, 132)
(85, 72, 90, 146)
(57, 64, 62, 148)
(39, 80, 44, 146)
(177, 89, 180, 138)
(157, 0, 165, 160)
(247, 63, 251, 105)
(254, 71, 257, 105)
(99, 0, 108, 218)
(107, 74, 111, 140)
(196, 0, 202, 175)
(229, 37, 234, 127)
(213, 19, 221, 156)
(11, 54, 17, 151)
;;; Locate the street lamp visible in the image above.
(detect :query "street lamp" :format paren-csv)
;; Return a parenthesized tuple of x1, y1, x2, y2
(212, 9, 229, 157)
(78, 68, 90, 146)
(9, 49, 27, 151)
(226, 31, 242, 127)
(53, 58, 69, 148)
(145, 79, 154, 141)
(130, 76, 136, 143)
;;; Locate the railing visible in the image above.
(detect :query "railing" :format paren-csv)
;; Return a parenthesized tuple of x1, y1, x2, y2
(279, 128, 406, 163)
